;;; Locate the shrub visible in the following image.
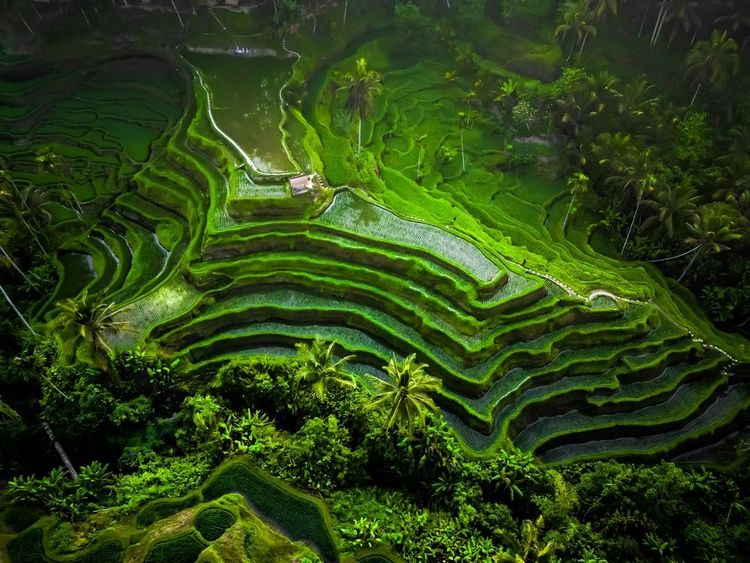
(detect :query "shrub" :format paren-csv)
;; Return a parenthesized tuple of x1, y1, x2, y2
(282, 415, 367, 494)
(211, 359, 300, 426)
(115, 454, 210, 520)
(8, 462, 112, 521)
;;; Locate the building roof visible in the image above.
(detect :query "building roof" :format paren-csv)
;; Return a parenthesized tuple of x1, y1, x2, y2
(289, 174, 316, 196)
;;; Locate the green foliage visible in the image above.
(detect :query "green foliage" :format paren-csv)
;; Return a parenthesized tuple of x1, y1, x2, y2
(116, 455, 210, 519)
(495, 515, 560, 562)
(211, 358, 301, 424)
(218, 409, 277, 456)
(367, 354, 441, 435)
(674, 112, 713, 167)
(49, 291, 130, 369)
(295, 337, 356, 401)
(8, 462, 112, 521)
(114, 348, 180, 403)
(39, 364, 116, 444)
(500, 0, 556, 20)
(394, 2, 435, 52)
(282, 415, 366, 493)
(110, 395, 153, 426)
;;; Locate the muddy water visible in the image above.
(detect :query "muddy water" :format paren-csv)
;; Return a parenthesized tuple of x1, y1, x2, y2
(185, 52, 295, 174)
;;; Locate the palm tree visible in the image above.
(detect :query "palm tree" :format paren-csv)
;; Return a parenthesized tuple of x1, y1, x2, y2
(679, 203, 743, 281)
(458, 111, 471, 174)
(584, 70, 621, 115)
(0, 283, 36, 334)
(562, 171, 590, 232)
(463, 89, 477, 117)
(720, 123, 750, 170)
(714, 0, 750, 51)
(0, 395, 23, 434)
(415, 134, 427, 182)
(339, 58, 383, 155)
(554, 94, 585, 140)
(667, 0, 702, 44)
(621, 168, 658, 254)
(367, 354, 441, 435)
(0, 177, 48, 255)
(716, 182, 750, 220)
(590, 131, 639, 184)
(589, 0, 618, 22)
(641, 181, 700, 239)
(0, 242, 38, 291)
(169, 0, 186, 29)
(556, 0, 597, 59)
(50, 290, 130, 368)
(495, 516, 560, 562)
(617, 76, 659, 127)
(295, 337, 357, 400)
(684, 30, 740, 105)
(494, 78, 521, 112)
(650, 0, 671, 45)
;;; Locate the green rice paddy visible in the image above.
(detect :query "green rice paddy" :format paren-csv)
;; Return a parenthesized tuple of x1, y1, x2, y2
(2, 22, 749, 472)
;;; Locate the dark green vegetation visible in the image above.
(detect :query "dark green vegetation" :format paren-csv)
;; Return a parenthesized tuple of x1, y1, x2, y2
(1, 0, 750, 561)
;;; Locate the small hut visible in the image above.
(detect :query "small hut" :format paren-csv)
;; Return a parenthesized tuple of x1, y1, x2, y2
(289, 173, 322, 196)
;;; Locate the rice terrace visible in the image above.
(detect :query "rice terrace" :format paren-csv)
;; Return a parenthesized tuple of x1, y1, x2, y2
(1, 1, 750, 561)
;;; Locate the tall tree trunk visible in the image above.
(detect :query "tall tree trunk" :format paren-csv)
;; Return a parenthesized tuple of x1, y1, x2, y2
(0, 284, 36, 334)
(621, 193, 643, 254)
(654, 4, 669, 44)
(68, 187, 83, 213)
(579, 30, 590, 55)
(342, 0, 348, 26)
(18, 214, 47, 256)
(17, 10, 34, 33)
(648, 245, 700, 263)
(690, 81, 702, 105)
(31, 2, 44, 20)
(651, 1, 666, 45)
(2, 170, 47, 257)
(42, 422, 77, 480)
(678, 246, 703, 281)
(169, 0, 186, 30)
(639, 3, 650, 38)
(358, 116, 362, 155)
(210, 8, 229, 32)
(562, 195, 576, 232)
(460, 128, 465, 174)
(0, 244, 38, 291)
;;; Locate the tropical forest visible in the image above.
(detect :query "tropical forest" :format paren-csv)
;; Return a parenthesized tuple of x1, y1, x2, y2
(1, 0, 750, 561)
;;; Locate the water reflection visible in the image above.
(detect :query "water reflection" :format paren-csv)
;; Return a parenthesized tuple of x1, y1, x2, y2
(186, 52, 295, 174)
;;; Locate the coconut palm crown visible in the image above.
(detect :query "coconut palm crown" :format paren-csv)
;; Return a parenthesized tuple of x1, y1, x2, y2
(295, 337, 357, 400)
(367, 353, 441, 435)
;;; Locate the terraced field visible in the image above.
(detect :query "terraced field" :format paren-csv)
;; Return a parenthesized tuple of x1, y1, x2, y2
(3, 49, 749, 467)
(4, 458, 397, 562)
